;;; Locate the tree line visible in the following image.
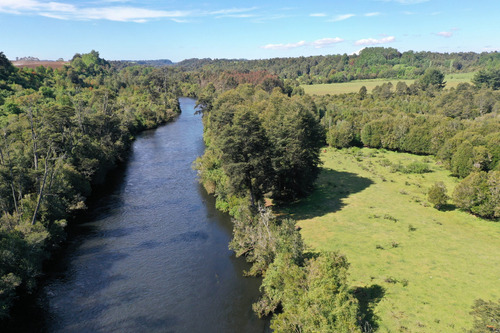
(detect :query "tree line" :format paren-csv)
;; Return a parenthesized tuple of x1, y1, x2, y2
(195, 84, 366, 331)
(172, 47, 500, 85)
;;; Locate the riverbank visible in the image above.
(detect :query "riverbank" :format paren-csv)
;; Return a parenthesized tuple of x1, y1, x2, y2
(1, 107, 181, 331)
(4, 98, 268, 332)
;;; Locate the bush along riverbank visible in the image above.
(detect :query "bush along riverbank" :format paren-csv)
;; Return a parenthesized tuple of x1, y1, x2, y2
(0, 51, 182, 319)
(195, 84, 364, 332)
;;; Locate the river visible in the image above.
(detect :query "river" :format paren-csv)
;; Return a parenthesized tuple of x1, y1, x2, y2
(29, 98, 268, 332)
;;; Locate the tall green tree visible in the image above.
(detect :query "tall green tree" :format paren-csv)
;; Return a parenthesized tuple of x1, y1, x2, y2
(453, 171, 500, 218)
(262, 94, 325, 200)
(269, 252, 361, 333)
(473, 68, 500, 90)
(451, 141, 474, 178)
(218, 107, 273, 206)
(428, 181, 449, 209)
(419, 68, 446, 90)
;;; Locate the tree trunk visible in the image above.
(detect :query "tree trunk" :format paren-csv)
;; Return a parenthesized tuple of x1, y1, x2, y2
(31, 147, 52, 225)
(27, 106, 39, 170)
(0, 143, 19, 215)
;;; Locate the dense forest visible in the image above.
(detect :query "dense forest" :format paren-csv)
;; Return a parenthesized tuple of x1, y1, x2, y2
(1, 47, 499, 330)
(174, 47, 500, 84)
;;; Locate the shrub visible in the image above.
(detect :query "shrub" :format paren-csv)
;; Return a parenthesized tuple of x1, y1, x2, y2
(469, 298, 500, 333)
(428, 182, 449, 210)
(405, 161, 431, 174)
(453, 171, 500, 218)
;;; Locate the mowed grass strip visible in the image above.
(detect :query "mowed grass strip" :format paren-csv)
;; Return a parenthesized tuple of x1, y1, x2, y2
(280, 148, 500, 332)
(302, 73, 475, 95)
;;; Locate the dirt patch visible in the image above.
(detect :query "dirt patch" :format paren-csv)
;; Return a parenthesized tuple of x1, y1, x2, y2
(13, 61, 69, 69)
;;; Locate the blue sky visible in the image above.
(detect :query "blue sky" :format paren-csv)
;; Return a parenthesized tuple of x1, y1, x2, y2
(0, 0, 498, 61)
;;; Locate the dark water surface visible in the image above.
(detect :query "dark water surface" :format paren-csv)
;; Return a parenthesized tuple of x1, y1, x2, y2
(37, 98, 267, 332)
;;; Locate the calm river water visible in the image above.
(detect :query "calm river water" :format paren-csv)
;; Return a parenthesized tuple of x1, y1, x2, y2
(31, 98, 267, 332)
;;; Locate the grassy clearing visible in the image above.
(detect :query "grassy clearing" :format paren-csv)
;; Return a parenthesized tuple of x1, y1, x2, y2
(302, 73, 475, 95)
(280, 148, 500, 332)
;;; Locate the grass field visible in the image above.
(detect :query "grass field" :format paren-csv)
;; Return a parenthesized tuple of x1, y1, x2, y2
(280, 148, 500, 332)
(302, 72, 475, 95)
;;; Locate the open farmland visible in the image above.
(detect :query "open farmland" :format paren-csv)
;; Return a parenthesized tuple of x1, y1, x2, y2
(280, 147, 500, 332)
(13, 60, 68, 69)
(301, 72, 475, 95)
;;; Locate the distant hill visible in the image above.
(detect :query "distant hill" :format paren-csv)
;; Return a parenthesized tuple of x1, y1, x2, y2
(175, 58, 247, 71)
(111, 59, 174, 69)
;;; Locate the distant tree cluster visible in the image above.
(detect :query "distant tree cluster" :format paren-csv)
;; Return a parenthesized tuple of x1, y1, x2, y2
(173, 47, 500, 85)
(473, 68, 500, 90)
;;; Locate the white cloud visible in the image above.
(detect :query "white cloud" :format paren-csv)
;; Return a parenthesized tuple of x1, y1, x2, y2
(251, 14, 290, 23)
(261, 37, 344, 50)
(216, 14, 255, 19)
(381, 0, 429, 4)
(483, 46, 500, 52)
(0, 0, 190, 21)
(261, 41, 307, 50)
(46, 2, 75, 12)
(330, 13, 355, 22)
(39, 12, 68, 19)
(364, 12, 381, 17)
(354, 36, 396, 46)
(170, 18, 189, 23)
(436, 31, 453, 37)
(311, 37, 344, 48)
(209, 7, 257, 15)
(0, 0, 76, 13)
(0, 0, 39, 11)
(399, 0, 429, 3)
(74, 7, 190, 22)
(310, 13, 327, 17)
(0, 0, 262, 23)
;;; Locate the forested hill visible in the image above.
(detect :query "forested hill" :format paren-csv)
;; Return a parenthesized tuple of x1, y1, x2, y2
(110, 59, 174, 69)
(173, 48, 500, 84)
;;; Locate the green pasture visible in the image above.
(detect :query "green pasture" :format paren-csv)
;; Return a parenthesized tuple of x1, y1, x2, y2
(301, 72, 475, 95)
(281, 148, 500, 332)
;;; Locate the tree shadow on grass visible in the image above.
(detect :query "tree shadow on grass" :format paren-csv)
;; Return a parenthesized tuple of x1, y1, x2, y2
(438, 203, 457, 212)
(353, 284, 385, 332)
(279, 168, 374, 220)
